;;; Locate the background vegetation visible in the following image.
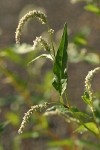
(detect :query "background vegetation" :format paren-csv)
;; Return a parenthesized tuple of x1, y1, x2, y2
(0, 0, 100, 150)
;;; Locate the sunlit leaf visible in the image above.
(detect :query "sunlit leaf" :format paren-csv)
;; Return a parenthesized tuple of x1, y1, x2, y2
(52, 23, 68, 95)
(74, 36, 88, 45)
(20, 132, 40, 139)
(74, 122, 99, 136)
(14, 43, 34, 54)
(85, 4, 100, 15)
(48, 139, 73, 147)
(5, 112, 19, 126)
(0, 48, 22, 64)
(28, 54, 53, 65)
(0, 44, 38, 66)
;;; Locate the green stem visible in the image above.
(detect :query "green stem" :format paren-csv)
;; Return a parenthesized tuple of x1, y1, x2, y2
(60, 96, 64, 104)
(90, 103, 100, 137)
(65, 92, 70, 108)
(72, 111, 100, 139)
(50, 33, 55, 57)
(46, 23, 55, 58)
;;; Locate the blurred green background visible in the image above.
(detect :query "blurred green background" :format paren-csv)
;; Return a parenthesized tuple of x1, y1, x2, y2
(0, 0, 100, 150)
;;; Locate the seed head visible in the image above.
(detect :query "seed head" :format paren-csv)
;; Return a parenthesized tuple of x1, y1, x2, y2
(18, 102, 48, 134)
(48, 29, 54, 35)
(15, 10, 47, 44)
(85, 67, 100, 101)
(33, 36, 50, 51)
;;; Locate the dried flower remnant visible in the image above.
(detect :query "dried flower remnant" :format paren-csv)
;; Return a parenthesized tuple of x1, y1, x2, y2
(15, 10, 47, 44)
(85, 67, 100, 101)
(33, 36, 50, 51)
(18, 103, 48, 134)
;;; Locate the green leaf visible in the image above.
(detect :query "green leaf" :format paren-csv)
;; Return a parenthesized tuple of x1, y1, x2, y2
(28, 54, 53, 65)
(75, 139, 100, 150)
(85, 4, 100, 15)
(0, 48, 22, 64)
(71, 108, 89, 118)
(0, 121, 9, 134)
(74, 122, 99, 136)
(52, 23, 68, 95)
(48, 139, 100, 150)
(5, 112, 19, 126)
(74, 36, 88, 45)
(93, 100, 100, 124)
(20, 132, 40, 139)
(48, 139, 73, 147)
(70, 107, 91, 122)
(81, 91, 92, 105)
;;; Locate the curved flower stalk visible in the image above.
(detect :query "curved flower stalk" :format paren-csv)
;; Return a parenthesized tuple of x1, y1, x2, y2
(85, 67, 100, 102)
(15, 10, 47, 44)
(15, 9, 55, 59)
(84, 67, 100, 133)
(44, 107, 79, 124)
(18, 102, 49, 134)
(18, 102, 79, 134)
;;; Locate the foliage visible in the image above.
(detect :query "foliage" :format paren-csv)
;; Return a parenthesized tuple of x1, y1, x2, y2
(15, 6, 100, 149)
(52, 23, 68, 96)
(0, 1, 100, 150)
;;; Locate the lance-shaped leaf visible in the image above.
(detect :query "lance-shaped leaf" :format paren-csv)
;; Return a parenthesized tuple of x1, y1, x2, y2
(52, 23, 68, 95)
(74, 122, 99, 136)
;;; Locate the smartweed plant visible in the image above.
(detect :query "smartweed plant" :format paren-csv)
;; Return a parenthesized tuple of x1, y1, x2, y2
(15, 10, 100, 140)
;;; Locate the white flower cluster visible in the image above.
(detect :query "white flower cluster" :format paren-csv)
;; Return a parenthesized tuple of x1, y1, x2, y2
(15, 10, 47, 44)
(85, 67, 100, 101)
(18, 102, 49, 134)
(48, 29, 54, 35)
(33, 36, 50, 51)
